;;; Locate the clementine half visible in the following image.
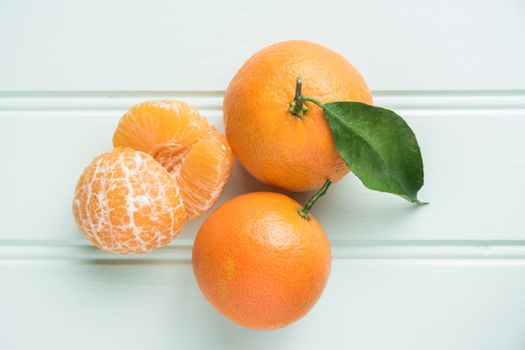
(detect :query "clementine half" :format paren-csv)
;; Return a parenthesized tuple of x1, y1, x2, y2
(72, 148, 186, 254)
(192, 192, 331, 329)
(113, 99, 233, 219)
(224, 40, 372, 191)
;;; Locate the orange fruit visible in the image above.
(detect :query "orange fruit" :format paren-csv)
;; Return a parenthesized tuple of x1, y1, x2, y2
(224, 40, 373, 191)
(192, 192, 331, 329)
(113, 99, 233, 219)
(72, 148, 186, 254)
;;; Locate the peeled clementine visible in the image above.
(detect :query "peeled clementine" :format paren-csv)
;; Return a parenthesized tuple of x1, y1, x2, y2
(224, 40, 372, 191)
(192, 192, 331, 329)
(113, 99, 233, 219)
(72, 148, 186, 254)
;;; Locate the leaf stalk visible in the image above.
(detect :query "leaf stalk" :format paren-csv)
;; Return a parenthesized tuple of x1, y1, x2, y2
(303, 96, 324, 109)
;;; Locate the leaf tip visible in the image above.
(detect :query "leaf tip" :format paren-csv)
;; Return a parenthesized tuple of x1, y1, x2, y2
(409, 197, 429, 206)
(400, 194, 428, 205)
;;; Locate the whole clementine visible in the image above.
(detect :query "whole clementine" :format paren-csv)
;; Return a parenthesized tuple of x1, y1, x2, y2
(224, 40, 372, 191)
(192, 192, 331, 329)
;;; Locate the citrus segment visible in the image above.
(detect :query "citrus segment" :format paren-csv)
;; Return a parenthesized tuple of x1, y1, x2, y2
(112, 100, 209, 154)
(175, 127, 233, 219)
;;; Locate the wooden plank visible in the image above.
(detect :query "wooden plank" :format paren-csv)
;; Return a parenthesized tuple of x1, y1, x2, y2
(1, 260, 524, 350)
(0, 92, 524, 243)
(1, 0, 524, 91)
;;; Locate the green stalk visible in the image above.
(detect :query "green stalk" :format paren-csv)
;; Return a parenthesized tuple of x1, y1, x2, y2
(303, 96, 324, 109)
(288, 76, 326, 118)
(288, 77, 309, 118)
(298, 180, 332, 220)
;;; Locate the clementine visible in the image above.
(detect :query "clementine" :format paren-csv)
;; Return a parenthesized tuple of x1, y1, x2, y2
(192, 192, 331, 329)
(224, 40, 372, 191)
(72, 148, 186, 254)
(113, 99, 233, 219)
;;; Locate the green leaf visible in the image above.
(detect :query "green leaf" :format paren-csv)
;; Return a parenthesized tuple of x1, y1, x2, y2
(322, 101, 425, 204)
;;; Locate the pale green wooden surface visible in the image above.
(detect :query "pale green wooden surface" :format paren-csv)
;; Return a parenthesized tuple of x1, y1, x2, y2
(1, 0, 525, 349)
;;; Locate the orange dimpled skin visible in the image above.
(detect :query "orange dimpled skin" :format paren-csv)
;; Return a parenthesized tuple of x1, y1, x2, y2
(72, 148, 186, 254)
(113, 99, 233, 219)
(224, 40, 373, 191)
(192, 192, 331, 330)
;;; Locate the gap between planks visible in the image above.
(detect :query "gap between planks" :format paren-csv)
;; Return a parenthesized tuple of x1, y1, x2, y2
(1, 240, 525, 262)
(0, 90, 525, 112)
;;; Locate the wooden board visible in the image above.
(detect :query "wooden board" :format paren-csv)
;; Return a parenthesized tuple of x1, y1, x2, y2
(1, 0, 525, 349)
(1, 0, 525, 91)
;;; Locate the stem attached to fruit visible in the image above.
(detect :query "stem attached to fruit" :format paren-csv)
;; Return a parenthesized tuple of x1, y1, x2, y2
(288, 77, 326, 118)
(298, 179, 332, 221)
(288, 77, 309, 118)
